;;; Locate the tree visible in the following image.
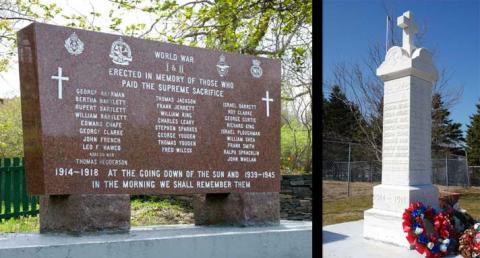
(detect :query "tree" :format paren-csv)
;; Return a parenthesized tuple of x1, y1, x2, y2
(108, 1, 313, 174)
(323, 85, 361, 141)
(0, 0, 61, 72)
(322, 85, 374, 165)
(466, 100, 480, 166)
(281, 111, 310, 173)
(325, 4, 464, 162)
(0, 97, 23, 157)
(326, 41, 464, 162)
(431, 93, 465, 158)
(108, 0, 311, 54)
(0, 1, 313, 172)
(327, 44, 387, 162)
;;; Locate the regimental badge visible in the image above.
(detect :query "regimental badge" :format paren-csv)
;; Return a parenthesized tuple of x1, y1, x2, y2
(109, 37, 132, 66)
(250, 59, 263, 78)
(64, 32, 84, 56)
(216, 54, 230, 77)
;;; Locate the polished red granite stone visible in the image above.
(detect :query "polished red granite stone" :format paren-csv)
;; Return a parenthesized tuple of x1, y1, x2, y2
(40, 194, 130, 234)
(193, 193, 280, 226)
(18, 22, 281, 195)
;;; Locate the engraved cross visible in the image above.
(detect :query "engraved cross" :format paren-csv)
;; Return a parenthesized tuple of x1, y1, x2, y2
(397, 11, 418, 54)
(262, 91, 273, 117)
(51, 67, 69, 99)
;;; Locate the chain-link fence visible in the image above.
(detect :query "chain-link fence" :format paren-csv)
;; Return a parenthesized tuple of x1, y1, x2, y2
(322, 160, 382, 183)
(470, 166, 480, 186)
(323, 140, 477, 197)
(432, 154, 469, 187)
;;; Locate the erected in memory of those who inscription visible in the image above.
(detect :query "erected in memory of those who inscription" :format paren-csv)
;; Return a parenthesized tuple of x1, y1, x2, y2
(18, 23, 280, 195)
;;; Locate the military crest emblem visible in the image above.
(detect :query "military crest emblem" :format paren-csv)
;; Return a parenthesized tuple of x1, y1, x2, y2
(109, 37, 132, 65)
(64, 32, 84, 56)
(216, 54, 229, 77)
(250, 59, 263, 78)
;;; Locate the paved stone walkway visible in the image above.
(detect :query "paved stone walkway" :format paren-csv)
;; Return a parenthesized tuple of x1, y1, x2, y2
(323, 220, 461, 258)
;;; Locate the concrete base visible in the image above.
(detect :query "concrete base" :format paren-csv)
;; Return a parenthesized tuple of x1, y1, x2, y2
(0, 221, 311, 258)
(40, 194, 130, 234)
(363, 208, 412, 248)
(324, 220, 460, 258)
(193, 193, 280, 226)
(371, 184, 439, 213)
(364, 184, 439, 247)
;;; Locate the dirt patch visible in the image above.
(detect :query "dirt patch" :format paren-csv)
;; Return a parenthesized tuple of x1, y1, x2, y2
(323, 180, 378, 199)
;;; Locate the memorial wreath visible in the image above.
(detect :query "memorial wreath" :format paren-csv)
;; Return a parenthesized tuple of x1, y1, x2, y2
(442, 206, 477, 254)
(459, 223, 480, 258)
(402, 202, 453, 258)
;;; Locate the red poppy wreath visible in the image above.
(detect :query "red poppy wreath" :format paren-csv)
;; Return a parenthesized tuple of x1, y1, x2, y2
(402, 202, 453, 258)
(459, 223, 480, 258)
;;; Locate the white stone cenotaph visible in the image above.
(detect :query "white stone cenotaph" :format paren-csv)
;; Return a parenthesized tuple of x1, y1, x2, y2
(363, 11, 439, 247)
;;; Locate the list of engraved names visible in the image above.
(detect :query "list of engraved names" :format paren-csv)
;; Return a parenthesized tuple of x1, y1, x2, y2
(19, 23, 280, 194)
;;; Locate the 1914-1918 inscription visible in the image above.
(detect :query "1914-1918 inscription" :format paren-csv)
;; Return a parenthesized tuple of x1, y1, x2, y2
(18, 23, 280, 195)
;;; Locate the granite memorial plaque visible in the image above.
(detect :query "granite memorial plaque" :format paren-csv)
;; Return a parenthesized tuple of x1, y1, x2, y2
(18, 23, 280, 195)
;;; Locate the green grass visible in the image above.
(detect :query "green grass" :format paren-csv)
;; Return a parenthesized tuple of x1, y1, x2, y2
(0, 215, 38, 232)
(322, 195, 372, 225)
(130, 196, 193, 226)
(323, 190, 480, 226)
(0, 196, 194, 233)
(458, 193, 480, 221)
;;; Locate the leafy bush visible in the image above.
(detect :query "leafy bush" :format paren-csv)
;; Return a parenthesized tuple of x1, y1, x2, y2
(0, 97, 23, 157)
(281, 120, 311, 174)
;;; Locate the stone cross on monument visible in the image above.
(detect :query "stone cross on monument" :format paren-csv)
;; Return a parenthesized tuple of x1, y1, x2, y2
(262, 91, 273, 117)
(363, 11, 439, 248)
(397, 11, 418, 55)
(51, 67, 69, 99)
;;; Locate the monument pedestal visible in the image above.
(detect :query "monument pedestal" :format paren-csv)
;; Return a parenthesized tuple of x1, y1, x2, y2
(370, 184, 439, 212)
(364, 208, 410, 248)
(363, 11, 440, 248)
(193, 193, 280, 226)
(40, 194, 130, 234)
(364, 184, 439, 247)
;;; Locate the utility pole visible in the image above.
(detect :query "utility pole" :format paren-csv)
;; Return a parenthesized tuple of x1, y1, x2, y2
(386, 16, 390, 54)
(347, 143, 351, 197)
(445, 154, 449, 188)
(465, 150, 470, 187)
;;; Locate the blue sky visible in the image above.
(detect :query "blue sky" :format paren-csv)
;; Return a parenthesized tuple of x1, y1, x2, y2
(323, 0, 480, 134)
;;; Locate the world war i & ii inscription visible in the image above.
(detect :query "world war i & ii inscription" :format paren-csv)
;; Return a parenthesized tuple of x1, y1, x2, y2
(18, 23, 280, 195)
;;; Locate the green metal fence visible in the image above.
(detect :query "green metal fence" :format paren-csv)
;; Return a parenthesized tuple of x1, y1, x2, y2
(0, 157, 39, 221)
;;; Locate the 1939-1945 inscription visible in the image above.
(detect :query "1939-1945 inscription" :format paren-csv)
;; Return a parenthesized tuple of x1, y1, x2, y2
(18, 23, 280, 195)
